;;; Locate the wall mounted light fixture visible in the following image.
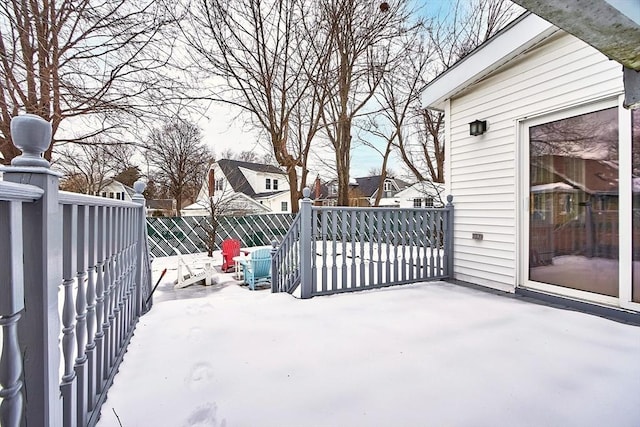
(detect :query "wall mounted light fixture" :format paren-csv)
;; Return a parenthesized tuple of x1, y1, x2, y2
(469, 120, 487, 136)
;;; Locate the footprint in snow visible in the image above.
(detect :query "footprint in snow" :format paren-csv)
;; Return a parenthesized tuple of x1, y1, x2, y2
(184, 402, 226, 427)
(186, 362, 214, 390)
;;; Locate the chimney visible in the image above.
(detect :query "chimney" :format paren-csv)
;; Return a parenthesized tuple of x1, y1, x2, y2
(314, 175, 321, 199)
(208, 168, 215, 197)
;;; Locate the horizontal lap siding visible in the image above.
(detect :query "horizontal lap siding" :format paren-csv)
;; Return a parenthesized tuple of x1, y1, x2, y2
(447, 33, 622, 291)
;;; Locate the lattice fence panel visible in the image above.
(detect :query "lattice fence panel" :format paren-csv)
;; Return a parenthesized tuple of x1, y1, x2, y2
(146, 214, 296, 257)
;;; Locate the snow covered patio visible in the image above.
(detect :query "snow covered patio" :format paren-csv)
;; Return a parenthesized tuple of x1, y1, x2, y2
(95, 253, 640, 427)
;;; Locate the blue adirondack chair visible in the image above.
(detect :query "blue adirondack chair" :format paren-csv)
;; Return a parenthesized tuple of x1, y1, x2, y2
(240, 248, 272, 290)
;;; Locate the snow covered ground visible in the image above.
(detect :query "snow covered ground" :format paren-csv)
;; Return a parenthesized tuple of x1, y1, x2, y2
(95, 252, 640, 427)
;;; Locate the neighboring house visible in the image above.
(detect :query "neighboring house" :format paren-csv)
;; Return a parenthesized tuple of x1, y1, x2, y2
(182, 159, 292, 216)
(530, 155, 621, 265)
(420, 11, 639, 312)
(93, 179, 134, 202)
(395, 181, 445, 209)
(312, 175, 409, 207)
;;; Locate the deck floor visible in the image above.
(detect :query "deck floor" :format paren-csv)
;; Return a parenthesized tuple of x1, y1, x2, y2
(95, 252, 640, 427)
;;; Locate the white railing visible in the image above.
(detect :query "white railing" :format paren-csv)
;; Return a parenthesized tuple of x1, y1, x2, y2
(272, 188, 454, 299)
(0, 114, 153, 427)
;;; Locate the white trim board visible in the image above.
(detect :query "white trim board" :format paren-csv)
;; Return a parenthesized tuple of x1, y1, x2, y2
(421, 13, 558, 111)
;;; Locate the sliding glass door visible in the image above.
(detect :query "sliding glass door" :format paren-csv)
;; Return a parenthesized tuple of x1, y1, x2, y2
(528, 106, 619, 297)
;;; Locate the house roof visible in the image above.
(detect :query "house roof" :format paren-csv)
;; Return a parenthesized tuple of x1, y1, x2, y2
(354, 175, 410, 198)
(421, 12, 558, 111)
(217, 159, 286, 197)
(102, 178, 135, 196)
(395, 181, 445, 199)
(253, 190, 289, 199)
(533, 155, 620, 194)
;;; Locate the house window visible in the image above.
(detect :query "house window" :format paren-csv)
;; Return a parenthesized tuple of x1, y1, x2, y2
(116, 192, 121, 200)
(383, 180, 392, 192)
(101, 192, 107, 197)
(109, 192, 114, 198)
(413, 198, 422, 208)
(329, 185, 337, 196)
(281, 201, 288, 211)
(215, 179, 224, 191)
(266, 178, 271, 190)
(425, 197, 434, 208)
(273, 179, 278, 190)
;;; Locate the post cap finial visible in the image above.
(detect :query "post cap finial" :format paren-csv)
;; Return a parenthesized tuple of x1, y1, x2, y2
(446, 194, 453, 205)
(302, 187, 311, 199)
(10, 114, 52, 167)
(133, 180, 146, 195)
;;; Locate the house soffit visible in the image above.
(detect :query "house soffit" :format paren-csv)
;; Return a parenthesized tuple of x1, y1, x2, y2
(421, 12, 558, 111)
(513, 0, 640, 70)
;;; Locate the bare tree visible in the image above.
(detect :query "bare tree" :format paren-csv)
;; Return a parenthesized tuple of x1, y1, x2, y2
(218, 148, 277, 166)
(361, 30, 432, 205)
(308, 0, 418, 206)
(145, 119, 213, 215)
(54, 140, 136, 194)
(113, 166, 143, 187)
(181, 0, 322, 213)
(0, 0, 181, 164)
(394, 0, 520, 184)
(427, 0, 520, 69)
(395, 109, 445, 183)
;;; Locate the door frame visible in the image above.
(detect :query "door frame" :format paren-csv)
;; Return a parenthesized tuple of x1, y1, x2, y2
(517, 96, 639, 310)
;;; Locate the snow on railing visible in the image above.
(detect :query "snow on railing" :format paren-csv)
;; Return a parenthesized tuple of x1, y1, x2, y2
(0, 114, 153, 427)
(272, 188, 454, 299)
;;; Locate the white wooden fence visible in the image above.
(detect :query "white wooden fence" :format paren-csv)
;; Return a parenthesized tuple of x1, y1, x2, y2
(0, 114, 153, 427)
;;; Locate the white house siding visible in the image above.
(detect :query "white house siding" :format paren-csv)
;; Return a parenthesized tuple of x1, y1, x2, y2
(240, 167, 289, 193)
(447, 32, 623, 291)
(98, 181, 132, 202)
(257, 191, 293, 213)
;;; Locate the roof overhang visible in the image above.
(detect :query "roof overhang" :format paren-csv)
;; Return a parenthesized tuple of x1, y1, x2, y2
(512, 0, 640, 70)
(512, 0, 640, 108)
(422, 13, 558, 111)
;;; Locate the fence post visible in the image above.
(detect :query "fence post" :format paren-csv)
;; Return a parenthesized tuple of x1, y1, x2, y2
(445, 195, 454, 278)
(270, 240, 278, 293)
(299, 188, 313, 299)
(2, 114, 64, 426)
(131, 180, 147, 315)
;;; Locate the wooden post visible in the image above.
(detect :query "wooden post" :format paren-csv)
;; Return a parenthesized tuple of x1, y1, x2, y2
(299, 188, 313, 299)
(270, 240, 278, 293)
(445, 195, 454, 278)
(131, 180, 147, 315)
(2, 114, 64, 426)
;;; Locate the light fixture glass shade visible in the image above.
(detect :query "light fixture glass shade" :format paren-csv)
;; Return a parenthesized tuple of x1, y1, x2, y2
(469, 120, 487, 136)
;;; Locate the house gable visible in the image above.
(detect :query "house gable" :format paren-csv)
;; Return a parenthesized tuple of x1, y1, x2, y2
(194, 158, 292, 214)
(421, 12, 558, 111)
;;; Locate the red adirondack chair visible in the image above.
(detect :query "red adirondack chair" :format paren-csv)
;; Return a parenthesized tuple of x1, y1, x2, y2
(221, 239, 241, 272)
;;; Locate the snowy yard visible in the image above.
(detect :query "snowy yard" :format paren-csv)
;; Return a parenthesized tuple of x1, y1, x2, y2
(95, 252, 640, 427)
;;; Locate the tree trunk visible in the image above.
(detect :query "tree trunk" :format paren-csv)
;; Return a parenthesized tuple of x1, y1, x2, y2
(336, 118, 351, 206)
(286, 166, 301, 213)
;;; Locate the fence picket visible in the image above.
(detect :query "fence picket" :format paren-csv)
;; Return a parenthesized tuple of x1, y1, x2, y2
(271, 189, 454, 299)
